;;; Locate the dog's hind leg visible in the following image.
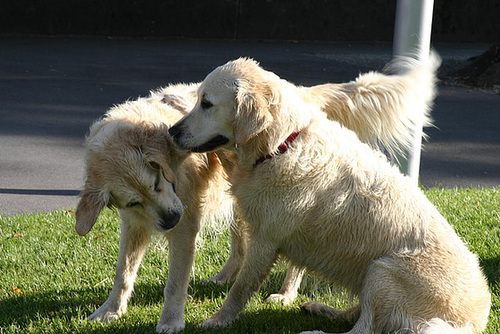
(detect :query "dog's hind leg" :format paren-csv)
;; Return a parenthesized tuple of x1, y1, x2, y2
(205, 214, 247, 284)
(299, 300, 373, 334)
(301, 256, 416, 334)
(89, 213, 152, 322)
(344, 256, 416, 334)
(266, 264, 305, 305)
(301, 302, 360, 323)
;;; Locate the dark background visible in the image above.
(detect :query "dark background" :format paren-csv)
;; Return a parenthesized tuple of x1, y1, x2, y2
(1, 2, 499, 215)
(1, 0, 499, 42)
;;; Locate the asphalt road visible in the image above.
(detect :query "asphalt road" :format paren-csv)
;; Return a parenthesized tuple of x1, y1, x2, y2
(0, 36, 499, 216)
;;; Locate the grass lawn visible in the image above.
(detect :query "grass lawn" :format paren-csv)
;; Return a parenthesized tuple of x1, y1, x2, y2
(0, 187, 498, 333)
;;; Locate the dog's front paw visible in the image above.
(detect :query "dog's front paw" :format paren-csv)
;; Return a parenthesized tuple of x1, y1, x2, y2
(88, 303, 123, 323)
(156, 319, 185, 333)
(265, 293, 294, 306)
(199, 312, 235, 329)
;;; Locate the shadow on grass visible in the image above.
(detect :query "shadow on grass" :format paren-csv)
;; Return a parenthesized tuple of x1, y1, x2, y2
(7, 255, 496, 333)
(481, 256, 500, 288)
(10, 257, 496, 334)
(182, 308, 352, 334)
(0, 286, 158, 333)
(0, 285, 350, 334)
(0, 286, 101, 327)
(0, 268, 354, 333)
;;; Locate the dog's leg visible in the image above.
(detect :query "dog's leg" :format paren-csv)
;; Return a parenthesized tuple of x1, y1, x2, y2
(301, 302, 361, 323)
(205, 215, 247, 284)
(204, 228, 245, 284)
(156, 219, 199, 333)
(299, 303, 369, 334)
(266, 264, 305, 305)
(200, 235, 279, 328)
(89, 214, 152, 322)
(300, 257, 417, 334)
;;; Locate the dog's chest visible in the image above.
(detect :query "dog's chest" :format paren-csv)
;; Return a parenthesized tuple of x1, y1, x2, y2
(231, 158, 338, 240)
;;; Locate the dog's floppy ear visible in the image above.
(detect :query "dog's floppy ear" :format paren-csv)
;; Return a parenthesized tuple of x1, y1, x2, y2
(161, 94, 195, 114)
(146, 157, 176, 184)
(234, 82, 274, 145)
(75, 181, 108, 236)
(141, 130, 180, 184)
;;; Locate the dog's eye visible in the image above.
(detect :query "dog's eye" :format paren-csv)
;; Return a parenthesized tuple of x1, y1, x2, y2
(126, 201, 142, 208)
(149, 161, 161, 170)
(201, 100, 213, 109)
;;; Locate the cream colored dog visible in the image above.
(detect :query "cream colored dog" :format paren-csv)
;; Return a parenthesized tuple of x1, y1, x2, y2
(169, 53, 491, 333)
(75, 83, 236, 333)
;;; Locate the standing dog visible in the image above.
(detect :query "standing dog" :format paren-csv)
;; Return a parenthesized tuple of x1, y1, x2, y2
(169, 53, 491, 333)
(75, 83, 237, 333)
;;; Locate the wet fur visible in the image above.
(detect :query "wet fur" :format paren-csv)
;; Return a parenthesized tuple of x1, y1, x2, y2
(76, 84, 234, 332)
(169, 54, 491, 333)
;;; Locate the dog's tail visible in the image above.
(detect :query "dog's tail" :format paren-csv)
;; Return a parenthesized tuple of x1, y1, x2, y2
(419, 318, 475, 334)
(305, 51, 441, 158)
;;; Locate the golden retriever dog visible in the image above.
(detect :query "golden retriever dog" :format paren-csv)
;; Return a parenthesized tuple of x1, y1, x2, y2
(75, 83, 238, 333)
(168, 53, 491, 333)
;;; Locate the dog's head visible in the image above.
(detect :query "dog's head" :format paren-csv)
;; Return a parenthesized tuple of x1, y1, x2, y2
(75, 118, 186, 236)
(169, 58, 283, 153)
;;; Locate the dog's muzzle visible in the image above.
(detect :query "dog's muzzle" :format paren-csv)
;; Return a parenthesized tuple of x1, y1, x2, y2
(156, 209, 182, 231)
(168, 122, 184, 142)
(190, 135, 229, 153)
(168, 123, 229, 153)
(168, 122, 192, 151)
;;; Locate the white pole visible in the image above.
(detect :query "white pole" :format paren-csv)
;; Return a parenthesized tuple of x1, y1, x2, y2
(393, 0, 435, 183)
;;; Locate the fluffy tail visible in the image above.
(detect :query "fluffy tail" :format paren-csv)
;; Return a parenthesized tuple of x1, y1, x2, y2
(304, 51, 441, 158)
(420, 318, 475, 334)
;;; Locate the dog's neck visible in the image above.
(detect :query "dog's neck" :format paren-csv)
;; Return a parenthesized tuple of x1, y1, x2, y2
(235, 89, 315, 168)
(235, 115, 311, 169)
(253, 131, 300, 166)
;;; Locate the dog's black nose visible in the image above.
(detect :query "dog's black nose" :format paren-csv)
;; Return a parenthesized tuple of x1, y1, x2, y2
(157, 209, 182, 231)
(168, 123, 182, 140)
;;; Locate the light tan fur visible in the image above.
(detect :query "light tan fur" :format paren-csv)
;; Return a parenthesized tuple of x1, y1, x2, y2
(169, 53, 491, 333)
(301, 53, 437, 158)
(76, 83, 236, 333)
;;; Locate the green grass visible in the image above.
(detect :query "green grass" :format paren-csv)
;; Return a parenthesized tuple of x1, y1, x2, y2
(0, 187, 499, 333)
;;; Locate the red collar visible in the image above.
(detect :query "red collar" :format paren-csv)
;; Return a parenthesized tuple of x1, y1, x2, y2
(254, 131, 300, 166)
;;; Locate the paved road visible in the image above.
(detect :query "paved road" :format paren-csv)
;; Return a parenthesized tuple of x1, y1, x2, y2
(0, 37, 498, 216)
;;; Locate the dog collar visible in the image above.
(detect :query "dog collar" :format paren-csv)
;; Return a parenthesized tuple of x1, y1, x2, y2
(254, 131, 300, 166)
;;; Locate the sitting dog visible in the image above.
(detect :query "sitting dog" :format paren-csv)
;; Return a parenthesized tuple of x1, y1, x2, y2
(169, 52, 491, 333)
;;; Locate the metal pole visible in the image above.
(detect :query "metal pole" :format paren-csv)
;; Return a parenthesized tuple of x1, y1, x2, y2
(393, 0, 435, 183)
